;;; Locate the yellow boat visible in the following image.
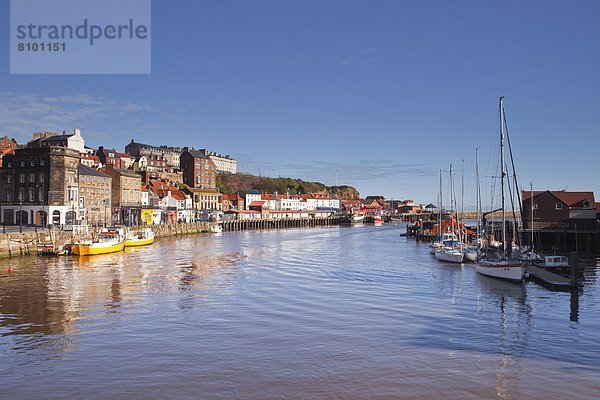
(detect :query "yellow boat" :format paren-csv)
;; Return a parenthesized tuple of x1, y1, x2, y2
(125, 228, 155, 247)
(72, 228, 126, 256)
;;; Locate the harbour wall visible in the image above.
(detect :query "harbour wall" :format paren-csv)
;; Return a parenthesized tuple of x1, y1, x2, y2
(0, 217, 342, 259)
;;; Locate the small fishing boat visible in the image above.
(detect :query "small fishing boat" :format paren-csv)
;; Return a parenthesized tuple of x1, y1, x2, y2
(125, 227, 155, 247)
(351, 212, 365, 224)
(210, 224, 223, 233)
(373, 215, 384, 226)
(72, 228, 126, 256)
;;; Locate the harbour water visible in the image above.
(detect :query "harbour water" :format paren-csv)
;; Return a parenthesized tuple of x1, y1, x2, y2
(1, 224, 599, 399)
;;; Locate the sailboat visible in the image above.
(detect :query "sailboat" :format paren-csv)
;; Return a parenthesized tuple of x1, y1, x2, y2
(435, 165, 464, 263)
(463, 149, 482, 262)
(475, 97, 526, 281)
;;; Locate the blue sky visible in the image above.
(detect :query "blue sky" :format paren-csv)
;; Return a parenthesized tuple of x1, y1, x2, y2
(1, 0, 599, 208)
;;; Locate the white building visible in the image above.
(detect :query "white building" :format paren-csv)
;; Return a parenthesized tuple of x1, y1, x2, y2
(278, 195, 308, 211)
(239, 189, 261, 210)
(198, 149, 237, 174)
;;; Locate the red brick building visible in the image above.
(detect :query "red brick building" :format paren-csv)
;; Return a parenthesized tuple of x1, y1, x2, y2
(522, 190, 598, 252)
(180, 148, 216, 190)
(0, 136, 18, 168)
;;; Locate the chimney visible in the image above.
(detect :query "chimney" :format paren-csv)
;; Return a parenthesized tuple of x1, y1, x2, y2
(74, 128, 81, 136)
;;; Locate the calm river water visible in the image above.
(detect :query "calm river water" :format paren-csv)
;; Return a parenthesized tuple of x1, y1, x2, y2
(1, 224, 599, 399)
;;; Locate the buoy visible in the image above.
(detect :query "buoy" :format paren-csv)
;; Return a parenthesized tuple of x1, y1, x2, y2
(8, 267, 14, 273)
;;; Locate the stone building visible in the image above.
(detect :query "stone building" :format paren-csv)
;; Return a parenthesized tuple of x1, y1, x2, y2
(104, 165, 142, 226)
(0, 146, 80, 227)
(180, 148, 217, 190)
(185, 187, 222, 215)
(78, 164, 112, 227)
(125, 139, 182, 169)
(28, 129, 86, 153)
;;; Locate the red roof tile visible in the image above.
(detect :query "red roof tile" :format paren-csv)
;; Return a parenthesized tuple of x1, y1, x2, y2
(524, 190, 595, 208)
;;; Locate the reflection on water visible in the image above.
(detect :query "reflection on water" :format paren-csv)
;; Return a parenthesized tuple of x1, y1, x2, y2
(0, 226, 599, 399)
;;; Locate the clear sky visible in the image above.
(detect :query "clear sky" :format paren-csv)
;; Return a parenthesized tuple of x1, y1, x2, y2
(1, 0, 599, 208)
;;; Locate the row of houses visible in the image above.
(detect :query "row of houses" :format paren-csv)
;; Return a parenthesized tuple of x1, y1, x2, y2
(0, 130, 236, 227)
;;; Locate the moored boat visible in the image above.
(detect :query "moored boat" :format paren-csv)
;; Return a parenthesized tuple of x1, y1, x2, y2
(210, 224, 223, 233)
(351, 212, 365, 224)
(435, 246, 464, 263)
(373, 215, 384, 226)
(72, 228, 126, 256)
(125, 227, 155, 247)
(475, 97, 525, 282)
(475, 258, 525, 281)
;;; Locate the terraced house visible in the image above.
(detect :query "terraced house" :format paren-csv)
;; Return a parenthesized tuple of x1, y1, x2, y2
(78, 164, 111, 227)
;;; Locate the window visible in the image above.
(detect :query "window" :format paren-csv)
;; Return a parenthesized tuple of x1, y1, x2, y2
(29, 173, 35, 182)
(583, 200, 590, 208)
(6, 190, 12, 202)
(28, 188, 34, 202)
(19, 173, 25, 183)
(533, 203, 538, 209)
(38, 188, 44, 202)
(7, 162, 12, 168)
(18, 188, 24, 201)
(20, 161, 25, 167)
(6, 175, 11, 184)
(39, 173, 44, 182)
(40, 159, 45, 166)
(556, 203, 563, 210)
(30, 160, 35, 166)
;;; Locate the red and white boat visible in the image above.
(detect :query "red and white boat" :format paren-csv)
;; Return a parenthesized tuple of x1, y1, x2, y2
(373, 215, 384, 226)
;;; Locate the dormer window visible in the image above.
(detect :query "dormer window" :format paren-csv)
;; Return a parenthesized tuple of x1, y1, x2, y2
(556, 203, 563, 210)
(583, 200, 590, 208)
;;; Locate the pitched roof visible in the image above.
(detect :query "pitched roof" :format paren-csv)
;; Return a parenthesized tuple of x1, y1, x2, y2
(78, 163, 110, 178)
(171, 189, 187, 201)
(114, 168, 141, 178)
(185, 149, 210, 159)
(249, 201, 266, 207)
(523, 190, 595, 208)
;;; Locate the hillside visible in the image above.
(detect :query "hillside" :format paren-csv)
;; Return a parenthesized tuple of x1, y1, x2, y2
(216, 174, 360, 200)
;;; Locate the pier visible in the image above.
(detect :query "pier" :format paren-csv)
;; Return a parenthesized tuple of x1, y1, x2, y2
(221, 216, 342, 231)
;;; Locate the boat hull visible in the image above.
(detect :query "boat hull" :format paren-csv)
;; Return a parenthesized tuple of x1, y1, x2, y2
(435, 249, 464, 263)
(125, 236, 155, 247)
(475, 261, 525, 281)
(72, 241, 125, 256)
(464, 251, 477, 262)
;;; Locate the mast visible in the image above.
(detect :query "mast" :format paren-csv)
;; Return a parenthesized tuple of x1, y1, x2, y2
(476, 148, 481, 245)
(461, 158, 464, 242)
(439, 170, 443, 237)
(530, 182, 534, 251)
(499, 96, 506, 254)
(450, 164, 456, 242)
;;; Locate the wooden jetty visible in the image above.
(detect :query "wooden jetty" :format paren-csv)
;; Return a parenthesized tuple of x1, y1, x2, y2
(526, 252, 583, 290)
(526, 265, 573, 289)
(221, 216, 342, 232)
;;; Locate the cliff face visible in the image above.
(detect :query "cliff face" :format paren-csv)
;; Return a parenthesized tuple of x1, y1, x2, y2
(326, 185, 361, 200)
(217, 174, 360, 200)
